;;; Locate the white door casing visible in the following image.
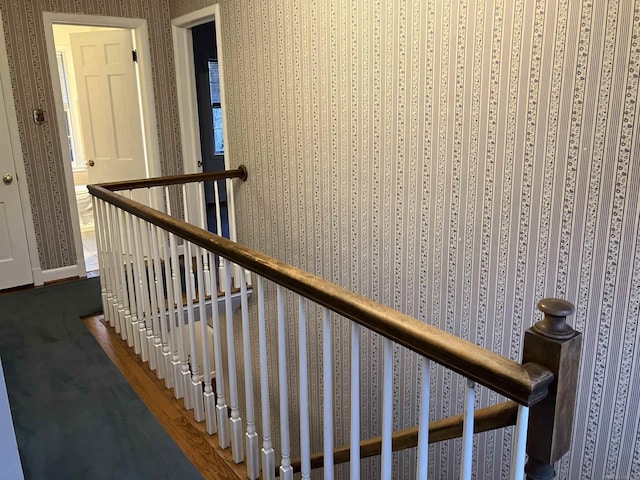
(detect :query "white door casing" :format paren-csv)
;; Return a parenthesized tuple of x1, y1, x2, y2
(42, 12, 161, 282)
(0, 69, 33, 290)
(70, 29, 147, 184)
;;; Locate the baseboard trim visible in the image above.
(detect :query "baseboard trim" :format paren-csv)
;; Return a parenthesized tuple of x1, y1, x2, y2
(40, 265, 85, 284)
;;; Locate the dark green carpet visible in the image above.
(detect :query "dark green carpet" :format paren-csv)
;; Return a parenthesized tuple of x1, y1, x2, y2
(0, 278, 202, 480)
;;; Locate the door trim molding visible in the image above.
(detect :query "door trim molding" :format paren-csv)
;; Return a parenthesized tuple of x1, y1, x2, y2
(171, 5, 232, 174)
(0, 11, 38, 286)
(171, 4, 239, 245)
(42, 11, 162, 278)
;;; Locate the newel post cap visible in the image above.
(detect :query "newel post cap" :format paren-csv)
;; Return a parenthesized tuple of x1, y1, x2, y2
(532, 298, 577, 340)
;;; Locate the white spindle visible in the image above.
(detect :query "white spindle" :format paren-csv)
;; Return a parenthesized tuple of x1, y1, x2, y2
(209, 253, 229, 448)
(509, 404, 530, 480)
(141, 217, 159, 371)
(460, 379, 475, 480)
(94, 199, 109, 324)
(149, 223, 167, 380)
(381, 339, 394, 478)
(182, 185, 201, 414)
(166, 189, 189, 400)
(351, 323, 361, 479)
(108, 203, 124, 335)
(213, 181, 225, 290)
(123, 211, 139, 351)
(132, 214, 150, 363)
(257, 277, 275, 480)
(158, 224, 176, 389)
(416, 357, 431, 480)
(323, 308, 334, 479)
(194, 245, 209, 423)
(277, 285, 293, 480)
(115, 207, 131, 344)
(201, 246, 217, 434)
(226, 176, 241, 285)
(103, 203, 117, 328)
(154, 221, 173, 385)
(239, 269, 259, 479)
(196, 181, 213, 297)
(122, 203, 140, 353)
(223, 258, 244, 463)
(299, 298, 311, 479)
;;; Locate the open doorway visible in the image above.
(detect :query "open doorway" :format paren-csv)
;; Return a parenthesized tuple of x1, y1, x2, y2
(172, 5, 238, 245)
(45, 16, 159, 275)
(191, 21, 229, 237)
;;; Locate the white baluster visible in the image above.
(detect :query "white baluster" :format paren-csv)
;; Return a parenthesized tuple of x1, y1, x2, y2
(213, 181, 225, 290)
(223, 259, 244, 463)
(103, 203, 116, 328)
(159, 224, 175, 389)
(94, 199, 109, 324)
(226, 176, 241, 286)
(277, 285, 293, 480)
(323, 308, 334, 479)
(194, 181, 216, 429)
(203, 250, 218, 436)
(122, 201, 140, 352)
(194, 245, 209, 423)
(166, 188, 189, 400)
(132, 214, 150, 363)
(141, 217, 159, 371)
(416, 357, 431, 480)
(299, 298, 311, 480)
(149, 223, 167, 380)
(351, 323, 361, 479)
(238, 269, 258, 479)
(115, 208, 131, 342)
(509, 404, 529, 480)
(182, 185, 202, 416)
(381, 338, 393, 479)
(209, 252, 229, 447)
(109, 201, 124, 334)
(257, 277, 275, 480)
(460, 379, 475, 480)
(196, 181, 213, 297)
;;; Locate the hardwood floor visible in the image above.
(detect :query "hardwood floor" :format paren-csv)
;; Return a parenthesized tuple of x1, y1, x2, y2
(83, 314, 245, 480)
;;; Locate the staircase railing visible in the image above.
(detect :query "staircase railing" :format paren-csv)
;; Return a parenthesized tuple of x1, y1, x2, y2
(88, 167, 581, 480)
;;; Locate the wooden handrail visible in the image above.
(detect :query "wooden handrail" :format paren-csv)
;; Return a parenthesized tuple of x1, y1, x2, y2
(94, 165, 248, 191)
(289, 401, 518, 474)
(89, 173, 553, 406)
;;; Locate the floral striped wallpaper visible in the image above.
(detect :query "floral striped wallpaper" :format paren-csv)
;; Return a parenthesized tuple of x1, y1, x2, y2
(0, 0, 182, 270)
(170, 0, 639, 478)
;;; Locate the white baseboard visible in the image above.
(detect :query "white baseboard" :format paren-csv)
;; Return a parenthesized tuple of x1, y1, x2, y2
(40, 265, 85, 284)
(32, 267, 44, 286)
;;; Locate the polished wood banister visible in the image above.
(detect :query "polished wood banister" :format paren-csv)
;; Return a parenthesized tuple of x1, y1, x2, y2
(288, 401, 518, 474)
(94, 165, 248, 191)
(89, 179, 553, 406)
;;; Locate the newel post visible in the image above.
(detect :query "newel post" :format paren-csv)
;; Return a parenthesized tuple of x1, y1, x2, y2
(522, 298, 582, 480)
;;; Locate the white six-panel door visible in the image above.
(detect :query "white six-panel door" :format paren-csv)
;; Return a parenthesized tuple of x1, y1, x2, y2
(0, 68, 33, 290)
(70, 30, 147, 184)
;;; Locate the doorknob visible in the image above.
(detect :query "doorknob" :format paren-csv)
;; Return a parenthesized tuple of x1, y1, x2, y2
(87, 160, 95, 167)
(2, 174, 13, 184)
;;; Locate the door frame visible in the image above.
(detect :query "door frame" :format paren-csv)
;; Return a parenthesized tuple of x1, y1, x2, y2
(171, 5, 231, 175)
(0, 11, 38, 286)
(42, 12, 162, 276)
(171, 4, 238, 242)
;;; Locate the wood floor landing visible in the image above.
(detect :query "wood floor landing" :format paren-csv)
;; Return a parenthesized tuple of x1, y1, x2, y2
(83, 314, 245, 480)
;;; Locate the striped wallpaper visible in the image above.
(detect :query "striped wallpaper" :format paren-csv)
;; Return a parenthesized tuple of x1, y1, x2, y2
(0, 0, 182, 270)
(171, 0, 638, 478)
(2, 0, 637, 477)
